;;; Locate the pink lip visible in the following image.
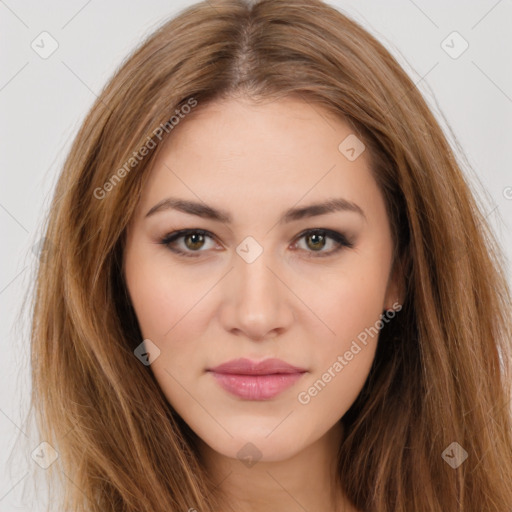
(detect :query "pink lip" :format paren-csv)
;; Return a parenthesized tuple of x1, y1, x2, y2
(207, 358, 307, 400)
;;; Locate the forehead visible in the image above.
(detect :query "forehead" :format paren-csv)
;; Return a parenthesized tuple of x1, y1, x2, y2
(163, 95, 351, 163)
(136, 96, 382, 225)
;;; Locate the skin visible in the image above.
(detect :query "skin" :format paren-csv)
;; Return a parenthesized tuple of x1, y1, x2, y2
(123, 96, 402, 512)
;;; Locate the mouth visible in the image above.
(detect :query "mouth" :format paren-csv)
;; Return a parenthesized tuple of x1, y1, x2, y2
(207, 358, 307, 400)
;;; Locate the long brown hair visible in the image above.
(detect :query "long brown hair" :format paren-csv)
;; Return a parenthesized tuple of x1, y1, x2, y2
(27, 0, 512, 510)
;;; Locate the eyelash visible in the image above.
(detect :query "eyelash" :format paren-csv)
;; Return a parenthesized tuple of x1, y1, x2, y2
(159, 228, 354, 259)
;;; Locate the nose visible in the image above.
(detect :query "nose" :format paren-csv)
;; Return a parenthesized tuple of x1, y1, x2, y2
(219, 248, 295, 342)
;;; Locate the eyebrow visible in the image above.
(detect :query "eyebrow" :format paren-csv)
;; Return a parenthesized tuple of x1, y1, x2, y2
(145, 197, 366, 223)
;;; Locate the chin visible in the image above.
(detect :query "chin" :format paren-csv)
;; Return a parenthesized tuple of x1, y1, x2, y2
(197, 424, 313, 464)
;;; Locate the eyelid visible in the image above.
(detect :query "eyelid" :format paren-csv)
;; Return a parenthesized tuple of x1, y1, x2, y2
(159, 228, 354, 258)
(292, 228, 354, 255)
(160, 229, 220, 257)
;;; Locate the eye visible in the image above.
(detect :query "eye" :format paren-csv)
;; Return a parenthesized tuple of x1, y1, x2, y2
(159, 229, 218, 258)
(291, 228, 354, 257)
(159, 228, 354, 258)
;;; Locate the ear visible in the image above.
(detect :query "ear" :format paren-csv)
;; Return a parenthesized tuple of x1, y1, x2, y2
(383, 255, 406, 311)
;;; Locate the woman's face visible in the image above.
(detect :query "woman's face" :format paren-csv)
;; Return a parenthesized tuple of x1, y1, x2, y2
(124, 96, 399, 463)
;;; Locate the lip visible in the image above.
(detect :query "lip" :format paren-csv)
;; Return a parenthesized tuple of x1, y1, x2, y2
(207, 358, 307, 400)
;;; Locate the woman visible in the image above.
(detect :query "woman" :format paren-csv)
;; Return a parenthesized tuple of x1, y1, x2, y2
(29, 0, 512, 510)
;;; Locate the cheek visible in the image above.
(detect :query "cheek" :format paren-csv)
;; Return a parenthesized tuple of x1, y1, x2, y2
(125, 249, 194, 336)
(297, 253, 390, 407)
(333, 275, 387, 344)
(311, 260, 390, 352)
(128, 273, 179, 338)
(124, 248, 212, 373)
(295, 275, 385, 418)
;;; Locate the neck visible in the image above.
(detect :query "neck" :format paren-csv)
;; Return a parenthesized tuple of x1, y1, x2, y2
(197, 421, 358, 512)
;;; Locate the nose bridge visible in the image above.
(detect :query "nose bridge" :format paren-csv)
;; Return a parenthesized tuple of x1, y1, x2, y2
(235, 240, 280, 303)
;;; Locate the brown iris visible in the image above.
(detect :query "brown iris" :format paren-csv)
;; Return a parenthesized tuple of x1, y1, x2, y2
(305, 232, 326, 251)
(184, 233, 206, 250)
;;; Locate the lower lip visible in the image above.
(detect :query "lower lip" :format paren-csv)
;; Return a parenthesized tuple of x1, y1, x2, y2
(210, 372, 305, 400)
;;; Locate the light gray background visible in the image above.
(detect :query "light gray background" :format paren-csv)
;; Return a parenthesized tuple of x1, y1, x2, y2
(1, 1, 511, 509)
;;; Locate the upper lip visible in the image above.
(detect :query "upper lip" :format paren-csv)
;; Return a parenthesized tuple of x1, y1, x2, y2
(208, 358, 307, 375)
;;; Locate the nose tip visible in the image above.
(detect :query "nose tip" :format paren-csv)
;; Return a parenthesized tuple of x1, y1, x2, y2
(221, 249, 294, 341)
